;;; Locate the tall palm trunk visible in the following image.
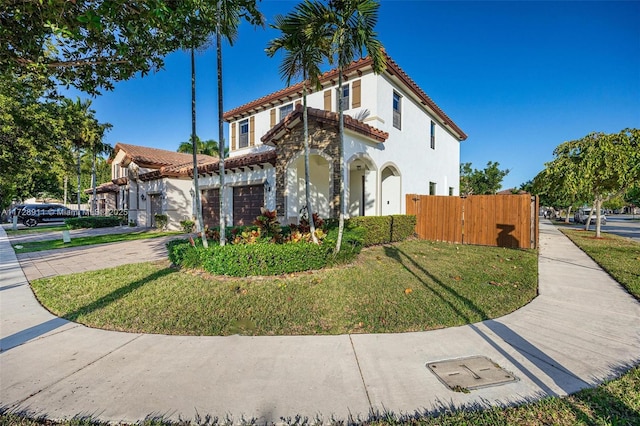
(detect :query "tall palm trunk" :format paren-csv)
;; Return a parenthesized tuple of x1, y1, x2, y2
(216, 5, 226, 246)
(191, 47, 208, 248)
(335, 64, 345, 253)
(91, 148, 97, 215)
(76, 145, 82, 216)
(302, 81, 318, 244)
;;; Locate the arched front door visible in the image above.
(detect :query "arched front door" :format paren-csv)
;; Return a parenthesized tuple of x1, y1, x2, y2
(380, 164, 401, 215)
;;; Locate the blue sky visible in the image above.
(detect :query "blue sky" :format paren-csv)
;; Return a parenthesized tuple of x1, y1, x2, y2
(71, 0, 640, 190)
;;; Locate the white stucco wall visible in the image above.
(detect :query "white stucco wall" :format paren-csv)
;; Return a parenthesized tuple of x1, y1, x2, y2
(197, 165, 276, 225)
(227, 67, 462, 216)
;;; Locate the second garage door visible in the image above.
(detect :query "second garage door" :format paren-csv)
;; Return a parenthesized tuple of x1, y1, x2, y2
(233, 185, 264, 226)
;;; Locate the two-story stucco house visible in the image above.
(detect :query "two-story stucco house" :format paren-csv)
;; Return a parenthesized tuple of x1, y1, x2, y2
(104, 52, 466, 230)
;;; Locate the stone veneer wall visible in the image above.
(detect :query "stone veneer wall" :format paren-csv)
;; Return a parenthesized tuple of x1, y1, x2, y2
(274, 119, 341, 219)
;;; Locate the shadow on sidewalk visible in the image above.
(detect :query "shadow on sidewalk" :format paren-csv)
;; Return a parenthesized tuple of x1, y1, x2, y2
(470, 320, 588, 396)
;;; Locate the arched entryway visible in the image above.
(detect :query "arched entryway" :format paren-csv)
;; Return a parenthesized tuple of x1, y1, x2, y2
(347, 154, 377, 217)
(380, 163, 401, 215)
(285, 151, 331, 223)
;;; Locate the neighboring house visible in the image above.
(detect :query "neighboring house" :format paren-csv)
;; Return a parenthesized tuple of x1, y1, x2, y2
(84, 182, 119, 215)
(106, 143, 217, 229)
(102, 52, 467, 230)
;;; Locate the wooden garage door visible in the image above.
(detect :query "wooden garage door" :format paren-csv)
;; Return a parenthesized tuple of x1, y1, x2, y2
(233, 185, 264, 226)
(201, 188, 220, 229)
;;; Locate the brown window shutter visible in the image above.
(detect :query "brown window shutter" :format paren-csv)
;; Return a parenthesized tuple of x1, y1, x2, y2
(352, 79, 361, 108)
(231, 122, 237, 151)
(270, 109, 276, 127)
(249, 116, 255, 146)
(324, 89, 331, 111)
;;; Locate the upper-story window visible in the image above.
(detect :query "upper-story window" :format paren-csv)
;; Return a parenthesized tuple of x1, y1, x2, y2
(430, 120, 436, 149)
(393, 91, 402, 130)
(429, 181, 437, 195)
(279, 103, 294, 121)
(239, 119, 249, 148)
(337, 85, 350, 111)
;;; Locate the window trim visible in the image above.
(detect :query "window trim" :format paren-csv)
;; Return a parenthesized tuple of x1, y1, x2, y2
(279, 103, 294, 121)
(430, 121, 436, 149)
(239, 119, 249, 148)
(337, 84, 350, 111)
(393, 91, 402, 130)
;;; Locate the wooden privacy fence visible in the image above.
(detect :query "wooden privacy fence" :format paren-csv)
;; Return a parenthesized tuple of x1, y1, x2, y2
(406, 194, 539, 249)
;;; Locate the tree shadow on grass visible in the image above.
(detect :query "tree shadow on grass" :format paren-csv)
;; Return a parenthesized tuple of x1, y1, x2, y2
(63, 267, 176, 322)
(382, 245, 488, 323)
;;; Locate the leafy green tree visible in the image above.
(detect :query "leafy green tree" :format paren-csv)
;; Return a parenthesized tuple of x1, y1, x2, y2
(0, 73, 70, 209)
(460, 161, 510, 196)
(1, 0, 209, 94)
(266, 1, 332, 244)
(542, 129, 639, 236)
(624, 186, 640, 210)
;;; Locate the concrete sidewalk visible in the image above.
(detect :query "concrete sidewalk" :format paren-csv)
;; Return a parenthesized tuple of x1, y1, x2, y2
(1, 222, 639, 424)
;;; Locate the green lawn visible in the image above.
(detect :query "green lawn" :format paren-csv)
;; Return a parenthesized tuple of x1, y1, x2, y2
(12, 230, 181, 253)
(30, 239, 538, 336)
(4, 224, 69, 235)
(9, 231, 640, 425)
(560, 228, 640, 300)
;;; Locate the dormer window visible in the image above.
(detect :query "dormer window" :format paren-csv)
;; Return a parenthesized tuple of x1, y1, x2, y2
(393, 91, 402, 130)
(239, 119, 249, 148)
(337, 85, 350, 111)
(279, 103, 293, 121)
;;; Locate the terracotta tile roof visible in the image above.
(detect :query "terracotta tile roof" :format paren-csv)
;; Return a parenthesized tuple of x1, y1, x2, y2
(224, 51, 467, 141)
(195, 150, 277, 176)
(138, 150, 276, 181)
(112, 142, 217, 169)
(83, 182, 119, 194)
(262, 105, 388, 145)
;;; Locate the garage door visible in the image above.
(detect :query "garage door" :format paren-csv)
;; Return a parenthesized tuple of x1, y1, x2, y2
(201, 188, 220, 229)
(233, 185, 264, 226)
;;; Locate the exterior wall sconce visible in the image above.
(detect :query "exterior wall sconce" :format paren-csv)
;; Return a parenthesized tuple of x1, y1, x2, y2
(140, 194, 146, 201)
(264, 180, 272, 192)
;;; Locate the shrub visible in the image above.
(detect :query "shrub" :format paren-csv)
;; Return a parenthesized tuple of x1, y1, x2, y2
(390, 214, 417, 242)
(324, 221, 365, 265)
(179, 219, 195, 233)
(347, 215, 416, 246)
(65, 215, 122, 229)
(154, 214, 168, 230)
(203, 242, 328, 276)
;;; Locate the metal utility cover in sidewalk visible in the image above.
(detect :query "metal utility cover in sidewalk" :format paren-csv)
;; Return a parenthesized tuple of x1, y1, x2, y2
(427, 356, 517, 392)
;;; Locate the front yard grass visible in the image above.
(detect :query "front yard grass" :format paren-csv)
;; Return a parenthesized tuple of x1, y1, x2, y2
(30, 239, 538, 336)
(12, 230, 181, 253)
(560, 228, 640, 300)
(4, 224, 69, 235)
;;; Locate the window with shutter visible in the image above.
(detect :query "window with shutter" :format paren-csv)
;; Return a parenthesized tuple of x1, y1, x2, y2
(239, 119, 249, 148)
(231, 122, 237, 151)
(249, 116, 255, 146)
(352, 80, 361, 108)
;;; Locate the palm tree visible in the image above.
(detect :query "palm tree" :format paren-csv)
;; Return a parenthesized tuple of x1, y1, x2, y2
(266, 1, 331, 244)
(62, 98, 106, 215)
(214, 0, 264, 246)
(177, 136, 221, 157)
(325, 0, 385, 253)
(90, 126, 112, 215)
